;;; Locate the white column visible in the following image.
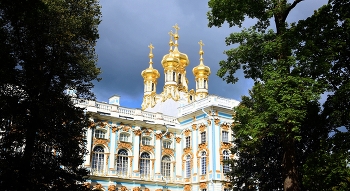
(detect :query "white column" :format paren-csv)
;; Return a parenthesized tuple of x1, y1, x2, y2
(175, 136, 182, 178)
(155, 133, 162, 175)
(192, 125, 198, 175)
(132, 130, 141, 172)
(85, 127, 93, 166)
(109, 128, 116, 169)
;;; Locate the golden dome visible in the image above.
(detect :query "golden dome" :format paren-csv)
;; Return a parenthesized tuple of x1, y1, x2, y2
(141, 43, 160, 81)
(193, 40, 211, 79)
(161, 30, 180, 71)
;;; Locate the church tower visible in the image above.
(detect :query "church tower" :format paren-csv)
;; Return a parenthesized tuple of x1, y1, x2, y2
(193, 40, 211, 99)
(141, 43, 160, 110)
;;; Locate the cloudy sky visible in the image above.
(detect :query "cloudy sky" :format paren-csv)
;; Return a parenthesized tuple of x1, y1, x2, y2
(93, 0, 328, 109)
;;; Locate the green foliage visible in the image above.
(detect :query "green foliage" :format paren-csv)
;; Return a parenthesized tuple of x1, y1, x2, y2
(0, 0, 101, 190)
(208, 0, 350, 190)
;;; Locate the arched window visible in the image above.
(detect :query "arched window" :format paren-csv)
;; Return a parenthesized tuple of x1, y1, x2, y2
(94, 130, 105, 139)
(201, 151, 207, 175)
(140, 152, 150, 178)
(178, 74, 181, 84)
(173, 72, 175, 81)
(204, 79, 207, 89)
(116, 149, 128, 176)
(92, 146, 104, 173)
(151, 83, 154, 91)
(223, 150, 230, 173)
(161, 155, 171, 178)
(185, 155, 191, 178)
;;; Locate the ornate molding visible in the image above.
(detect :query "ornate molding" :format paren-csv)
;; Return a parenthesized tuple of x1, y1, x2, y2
(93, 137, 109, 147)
(162, 148, 174, 156)
(220, 142, 232, 164)
(140, 145, 154, 153)
(165, 132, 174, 139)
(108, 185, 116, 191)
(200, 175, 206, 180)
(199, 124, 206, 132)
(192, 124, 197, 131)
(175, 137, 181, 143)
(184, 129, 192, 137)
(129, 156, 133, 167)
(112, 126, 118, 133)
(133, 187, 140, 191)
(122, 125, 131, 132)
(120, 186, 127, 191)
(184, 184, 191, 191)
(144, 188, 150, 191)
(97, 121, 108, 128)
(133, 129, 142, 136)
(118, 142, 132, 150)
(155, 133, 163, 140)
(221, 123, 230, 131)
(94, 183, 103, 190)
(207, 119, 211, 125)
(200, 182, 207, 189)
(214, 118, 220, 125)
(88, 121, 95, 128)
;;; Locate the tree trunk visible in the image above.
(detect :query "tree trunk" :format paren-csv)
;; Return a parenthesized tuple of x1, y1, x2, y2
(283, 140, 300, 191)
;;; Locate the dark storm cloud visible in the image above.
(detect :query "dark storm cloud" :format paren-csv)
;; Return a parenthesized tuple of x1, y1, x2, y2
(93, 0, 328, 108)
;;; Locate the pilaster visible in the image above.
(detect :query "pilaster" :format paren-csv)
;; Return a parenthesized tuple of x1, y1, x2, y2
(85, 127, 93, 166)
(109, 126, 117, 169)
(132, 128, 141, 173)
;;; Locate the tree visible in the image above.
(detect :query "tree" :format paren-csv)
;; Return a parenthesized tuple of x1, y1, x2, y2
(208, 0, 350, 190)
(0, 0, 101, 190)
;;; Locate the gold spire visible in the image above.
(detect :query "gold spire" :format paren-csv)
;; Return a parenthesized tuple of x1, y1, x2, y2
(142, 43, 160, 81)
(168, 30, 174, 52)
(172, 23, 180, 45)
(193, 40, 211, 79)
(148, 43, 154, 67)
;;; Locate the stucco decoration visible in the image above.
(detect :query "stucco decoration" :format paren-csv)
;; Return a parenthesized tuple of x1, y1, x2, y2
(214, 118, 220, 125)
(117, 142, 132, 150)
(184, 129, 192, 137)
(112, 126, 118, 133)
(184, 178, 190, 182)
(162, 148, 174, 156)
(192, 124, 197, 130)
(182, 150, 193, 170)
(97, 121, 109, 128)
(199, 124, 206, 132)
(84, 182, 91, 188)
(93, 137, 109, 147)
(199, 182, 207, 189)
(88, 121, 95, 128)
(140, 145, 154, 154)
(155, 132, 163, 140)
(108, 185, 116, 191)
(122, 125, 131, 132)
(166, 132, 174, 139)
(200, 175, 206, 180)
(175, 136, 181, 143)
(221, 123, 230, 131)
(133, 129, 142, 136)
(94, 183, 103, 190)
(133, 187, 140, 191)
(220, 142, 232, 164)
(207, 119, 211, 125)
(129, 156, 133, 167)
(144, 188, 150, 191)
(184, 184, 191, 191)
(120, 186, 127, 191)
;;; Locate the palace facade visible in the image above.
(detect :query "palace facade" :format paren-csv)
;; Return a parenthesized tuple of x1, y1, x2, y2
(75, 24, 239, 191)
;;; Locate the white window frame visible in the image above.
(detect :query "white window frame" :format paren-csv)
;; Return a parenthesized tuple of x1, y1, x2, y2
(120, 133, 129, 142)
(94, 129, 105, 139)
(161, 155, 171, 178)
(223, 150, 230, 173)
(185, 155, 191, 178)
(142, 137, 151, 145)
(200, 131, 206, 144)
(140, 152, 151, 178)
(185, 136, 191, 148)
(163, 140, 171, 149)
(92, 146, 104, 173)
(116, 149, 128, 176)
(222, 131, 229, 143)
(201, 151, 207, 175)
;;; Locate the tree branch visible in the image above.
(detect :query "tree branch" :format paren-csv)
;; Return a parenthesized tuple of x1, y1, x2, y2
(283, 0, 304, 23)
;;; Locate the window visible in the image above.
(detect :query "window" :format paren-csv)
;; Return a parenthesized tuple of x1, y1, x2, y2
(223, 150, 230, 173)
(161, 155, 171, 178)
(204, 79, 207, 88)
(178, 74, 181, 84)
(190, 95, 192, 101)
(163, 140, 171, 148)
(185, 155, 191, 178)
(92, 146, 104, 173)
(142, 137, 151, 145)
(95, 130, 105, 139)
(200, 132, 206, 144)
(140, 152, 151, 178)
(120, 133, 129, 142)
(173, 72, 175, 81)
(116, 149, 128, 176)
(201, 151, 207, 175)
(185, 136, 191, 148)
(224, 188, 230, 191)
(222, 131, 229, 142)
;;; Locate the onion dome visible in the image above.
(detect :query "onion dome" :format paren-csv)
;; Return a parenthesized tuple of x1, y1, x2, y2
(193, 40, 210, 79)
(141, 43, 160, 82)
(171, 24, 190, 71)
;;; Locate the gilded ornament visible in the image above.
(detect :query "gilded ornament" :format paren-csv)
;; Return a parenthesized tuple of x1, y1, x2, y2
(199, 124, 206, 132)
(94, 183, 103, 189)
(129, 156, 133, 167)
(155, 133, 163, 140)
(192, 124, 197, 130)
(151, 159, 155, 170)
(118, 142, 132, 150)
(88, 121, 95, 128)
(144, 188, 150, 191)
(207, 119, 211, 125)
(84, 182, 91, 188)
(175, 137, 181, 143)
(166, 132, 173, 139)
(199, 182, 207, 189)
(162, 148, 174, 156)
(140, 145, 154, 153)
(120, 186, 127, 191)
(184, 178, 190, 182)
(193, 116, 196, 121)
(93, 137, 109, 147)
(200, 175, 206, 180)
(214, 118, 220, 125)
(184, 129, 191, 136)
(133, 129, 142, 136)
(108, 185, 116, 191)
(112, 126, 118, 133)
(221, 123, 230, 131)
(122, 125, 131, 132)
(184, 184, 191, 191)
(133, 187, 140, 191)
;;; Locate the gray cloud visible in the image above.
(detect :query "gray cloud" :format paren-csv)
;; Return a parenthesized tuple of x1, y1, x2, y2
(93, 0, 328, 108)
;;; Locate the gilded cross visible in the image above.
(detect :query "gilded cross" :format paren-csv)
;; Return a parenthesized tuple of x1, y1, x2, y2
(198, 40, 204, 50)
(172, 23, 180, 34)
(168, 30, 174, 40)
(148, 43, 154, 53)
